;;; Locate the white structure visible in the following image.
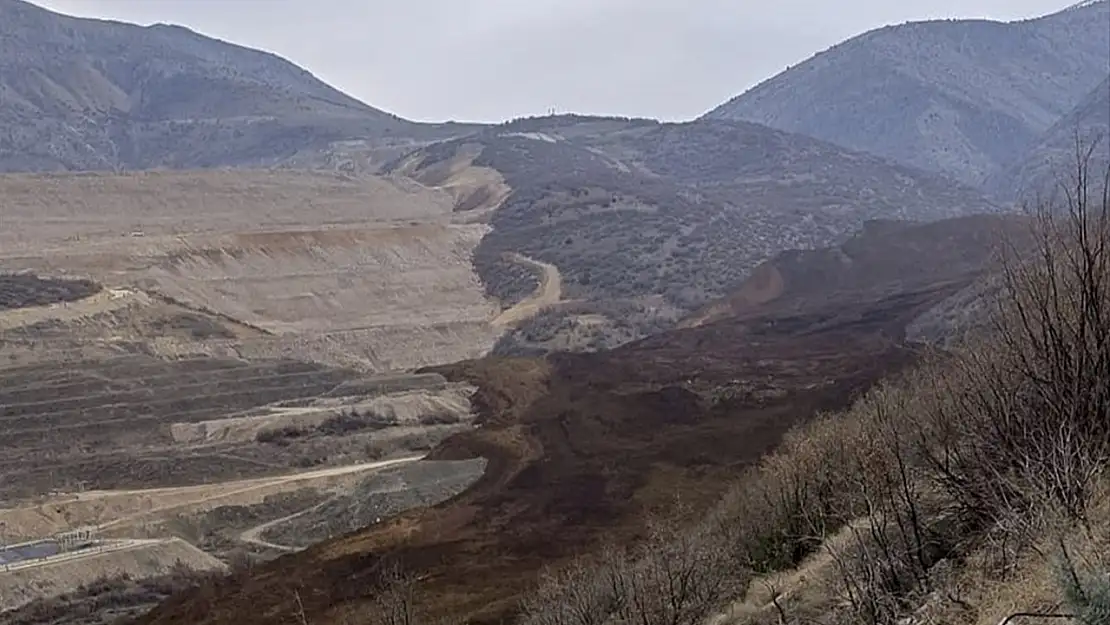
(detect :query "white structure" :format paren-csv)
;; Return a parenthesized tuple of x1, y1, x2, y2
(54, 526, 97, 551)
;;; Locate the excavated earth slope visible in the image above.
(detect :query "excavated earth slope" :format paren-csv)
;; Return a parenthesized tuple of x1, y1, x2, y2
(0, 169, 508, 370)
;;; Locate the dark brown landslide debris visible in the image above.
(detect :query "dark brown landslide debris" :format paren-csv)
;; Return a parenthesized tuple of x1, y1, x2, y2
(132, 266, 971, 625)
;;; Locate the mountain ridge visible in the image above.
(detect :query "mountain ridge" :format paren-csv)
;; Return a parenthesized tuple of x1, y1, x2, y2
(0, 0, 482, 171)
(985, 74, 1110, 201)
(704, 0, 1110, 187)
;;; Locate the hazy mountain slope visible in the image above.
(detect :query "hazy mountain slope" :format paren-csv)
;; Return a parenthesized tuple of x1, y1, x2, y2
(985, 75, 1110, 201)
(391, 116, 1000, 312)
(684, 213, 1031, 329)
(705, 1, 1110, 186)
(0, 0, 469, 171)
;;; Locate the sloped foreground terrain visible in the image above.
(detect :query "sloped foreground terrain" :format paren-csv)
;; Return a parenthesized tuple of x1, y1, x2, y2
(129, 213, 1024, 625)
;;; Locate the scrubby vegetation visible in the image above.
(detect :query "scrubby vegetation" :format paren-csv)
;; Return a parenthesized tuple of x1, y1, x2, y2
(6, 567, 217, 625)
(491, 300, 683, 355)
(336, 154, 1110, 625)
(508, 153, 1110, 625)
(0, 273, 101, 310)
(255, 411, 401, 445)
(457, 118, 999, 311)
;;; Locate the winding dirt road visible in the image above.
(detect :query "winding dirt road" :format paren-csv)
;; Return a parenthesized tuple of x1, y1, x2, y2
(87, 455, 424, 532)
(491, 253, 562, 328)
(237, 496, 337, 552)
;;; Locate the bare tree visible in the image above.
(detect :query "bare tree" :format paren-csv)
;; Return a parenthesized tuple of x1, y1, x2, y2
(521, 504, 736, 625)
(369, 562, 421, 625)
(919, 137, 1110, 532)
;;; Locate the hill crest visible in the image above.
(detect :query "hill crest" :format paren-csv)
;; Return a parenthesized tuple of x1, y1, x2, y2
(703, 0, 1110, 186)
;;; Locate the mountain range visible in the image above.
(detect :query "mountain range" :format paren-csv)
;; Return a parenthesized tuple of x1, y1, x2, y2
(2, 1, 1110, 624)
(1, 0, 1106, 195)
(985, 74, 1110, 200)
(705, 0, 1110, 187)
(0, 0, 475, 171)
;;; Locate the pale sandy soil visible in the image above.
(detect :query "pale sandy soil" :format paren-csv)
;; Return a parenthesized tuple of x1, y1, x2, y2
(0, 169, 505, 371)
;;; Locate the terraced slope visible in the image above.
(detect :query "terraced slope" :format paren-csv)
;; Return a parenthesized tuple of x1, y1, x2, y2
(0, 355, 357, 497)
(0, 170, 503, 371)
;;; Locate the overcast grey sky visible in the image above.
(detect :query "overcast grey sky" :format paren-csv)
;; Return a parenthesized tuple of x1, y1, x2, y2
(35, 0, 1075, 123)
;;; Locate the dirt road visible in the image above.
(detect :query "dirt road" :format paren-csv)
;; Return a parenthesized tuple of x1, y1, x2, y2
(0, 539, 167, 573)
(237, 497, 337, 552)
(81, 456, 424, 532)
(491, 253, 562, 328)
(0, 288, 149, 332)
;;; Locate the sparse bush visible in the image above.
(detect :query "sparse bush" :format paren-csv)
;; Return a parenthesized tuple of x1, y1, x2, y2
(294, 454, 325, 468)
(0, 273, 101, 311)
(318, 410, 397, 436)
(256, 425, 310, 444)
(417, 411, 461, 426)
(521, 505, 737, 625)
(918, 145, 1110, 532)
(514, 140, 1110, 625)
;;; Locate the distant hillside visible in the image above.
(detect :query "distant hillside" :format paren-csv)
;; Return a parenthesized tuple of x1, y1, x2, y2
(392, 117, 1000, 311)
(683, 213, 1032, 332)
(985, 75, 1110, 201)
(0, 0, 471, 171)
(384, 116, 1002, 353)
(704, 1, 1110, 186)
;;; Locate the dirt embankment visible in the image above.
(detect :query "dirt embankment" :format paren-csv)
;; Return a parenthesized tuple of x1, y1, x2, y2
(168, 383, 475, 445)
(0, 539, 226, 613)
(682, 213, 1031, 329)
(491, 253, 563, 328)
(0, 457, 423, 540)
(0, 169, 508, 372)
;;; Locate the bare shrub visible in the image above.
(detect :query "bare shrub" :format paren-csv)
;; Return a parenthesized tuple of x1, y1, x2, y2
(319, 410, 398, 436)
(417, 411, 462, 426)
(521, 507, 737, 625)
(368, 563, 421, 625)
(705, 410, 875, 576)
(919, 144, 1110, 532)
(513, 140, 1110, 625)
(812, 384, 946, 624)
(520, 550, 624, 625)
(256, 425, 309, 444)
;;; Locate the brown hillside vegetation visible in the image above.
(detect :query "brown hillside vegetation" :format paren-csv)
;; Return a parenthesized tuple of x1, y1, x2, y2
(517, 156, 1110, 625)
(132, 226, 988, 624)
